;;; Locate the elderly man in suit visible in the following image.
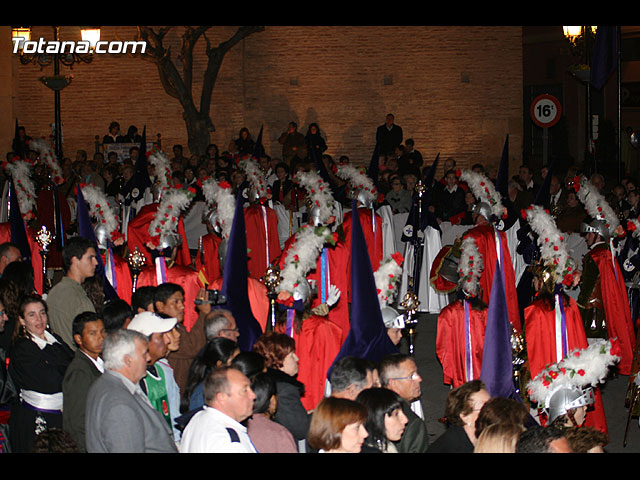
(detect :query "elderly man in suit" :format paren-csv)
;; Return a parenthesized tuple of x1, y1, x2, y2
(85, 329, 178, 453)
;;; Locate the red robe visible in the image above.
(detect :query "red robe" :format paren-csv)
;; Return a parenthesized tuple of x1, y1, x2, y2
(101, 250, 133, 305)
(342, 207, 383, 273)
(136, 262, 203, 333)
(244, 204, 281, 280)
(583, 244, 636, 376)
(194, 232, 223, 287)
(436, 300, 487, 388)
(463, 224, 521, 333)
(525, 295, 608, 435)
(0, 223, 44, 296)
(276, 313, 343, 412)
(126, 203, 192, 268)
(279, 233, 351, 344)
(211, 276, 269, 333)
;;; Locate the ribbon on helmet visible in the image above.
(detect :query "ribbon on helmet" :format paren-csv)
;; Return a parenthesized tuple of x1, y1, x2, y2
(155, 256, 168, 285)
(464, 299, 473, 382)
(554, 292, 569, 362)
(105, 247, 117, 291)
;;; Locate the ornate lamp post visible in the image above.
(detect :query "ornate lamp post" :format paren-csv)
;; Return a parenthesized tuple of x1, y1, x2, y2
(12, 26, 100, 161)
(563, 26, 598, 173)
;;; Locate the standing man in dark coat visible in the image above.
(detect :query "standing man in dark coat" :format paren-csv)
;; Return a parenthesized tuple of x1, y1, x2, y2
(62, 312, 106, 451)
(376, 114, 403, 158)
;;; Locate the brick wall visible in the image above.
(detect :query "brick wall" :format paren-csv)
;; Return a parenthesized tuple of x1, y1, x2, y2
(10, 26, 523, 176)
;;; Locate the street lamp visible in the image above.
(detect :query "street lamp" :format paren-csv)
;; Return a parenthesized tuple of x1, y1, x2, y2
(563, 26, 597, 173)
(11, 26, 101, 160)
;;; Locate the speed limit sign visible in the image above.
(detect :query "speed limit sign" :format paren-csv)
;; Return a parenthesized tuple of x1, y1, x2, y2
(530, 94, 562, 128)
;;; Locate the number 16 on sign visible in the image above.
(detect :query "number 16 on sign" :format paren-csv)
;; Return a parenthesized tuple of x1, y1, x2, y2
(530, 94, 562, 166)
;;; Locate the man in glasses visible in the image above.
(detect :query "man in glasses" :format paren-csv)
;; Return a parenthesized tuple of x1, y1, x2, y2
(379, 353, 428, 453)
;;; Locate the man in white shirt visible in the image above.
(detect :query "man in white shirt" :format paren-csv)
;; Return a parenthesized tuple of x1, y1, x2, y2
(180, 365, 257, 453)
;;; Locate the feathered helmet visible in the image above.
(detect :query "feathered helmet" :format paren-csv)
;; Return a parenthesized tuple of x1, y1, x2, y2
(374, 252, 405, 329)
(293, 170, 336, 226)
(78, 183, 124, 249)
(627, 214, 640, 239)
(201, 178, 235, 240)
(147, 150, 173, 196)
(3, 156, 36, 221)
(276, 224, 338, 308)
(336, 163, 377, 208)
(148, 186, 195, 251)
(457, 236, 483, 298)
(238, 156, 269, 203)
(29, 137, 64, 185)
(523, 204, 577, 292)
(573, 175, 624, 240)
(459, 169, 505, 225)
(526, 339, 620, 425)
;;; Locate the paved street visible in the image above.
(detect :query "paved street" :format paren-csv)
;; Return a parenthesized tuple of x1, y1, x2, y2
(399, 312, 640, 453)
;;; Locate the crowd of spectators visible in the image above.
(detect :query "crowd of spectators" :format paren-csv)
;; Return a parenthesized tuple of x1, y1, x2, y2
(0, 115, 631, 454)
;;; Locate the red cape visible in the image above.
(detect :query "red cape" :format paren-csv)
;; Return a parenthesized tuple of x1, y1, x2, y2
(525, 295, 608, 435)
(342, 207, 383, 272)
(195, 232, 223, 287)
(463, 224, 521, 333)
(587, 244, 636, 375)
(126, 203, 191, 268)
(211, 276, 269, 333)
(277, 314, 343, 411)
(279, 233, 351, 344)
(136, 262, 203, 332)
(101, 250, 133, 305)
(0, 222, 44, 296)
(436, 300, 487, 388)
(244, 204, 281, 280)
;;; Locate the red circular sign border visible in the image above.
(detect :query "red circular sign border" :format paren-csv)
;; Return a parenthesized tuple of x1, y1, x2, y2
(530, 94, 562, 128)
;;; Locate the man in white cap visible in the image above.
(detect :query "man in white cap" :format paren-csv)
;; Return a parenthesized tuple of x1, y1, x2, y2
(127, 311, 182, 443)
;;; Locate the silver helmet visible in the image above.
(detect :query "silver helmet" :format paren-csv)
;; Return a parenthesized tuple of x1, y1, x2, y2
(473, 201, 493, 222)
(546, 385, 595, 424)
(292, 277, 312, 303)
(308, 203, 332, 227)
(203, 207, 222, 236)
(94, 223, 109, 250)
(347, 186, 374, 209)
(580, 218, 610, 241)
(381, 306, 405, 329)
(158, 231, 182, 251)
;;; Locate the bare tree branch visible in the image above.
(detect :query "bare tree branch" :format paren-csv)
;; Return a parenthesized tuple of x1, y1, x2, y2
(131, 26, 264, 155)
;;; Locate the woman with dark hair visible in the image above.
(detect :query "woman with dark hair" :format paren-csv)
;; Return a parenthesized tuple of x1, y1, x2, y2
(0, 261, 36, 352)
(229, 127, 255, 157)
(252, 332, 310, 443)
(356, 387, 408, 453)
(181, 337, 240, 413)
(246, 372, 298, 453)
(8, 295, 74, 452)
(427, 379, 491, 453)
(307, 397, 369, 453)
(206, 144, 219, 161)
(230, 351, 266, 381)
(305, 123, 327, 161)
(271, 162, 296, 208)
